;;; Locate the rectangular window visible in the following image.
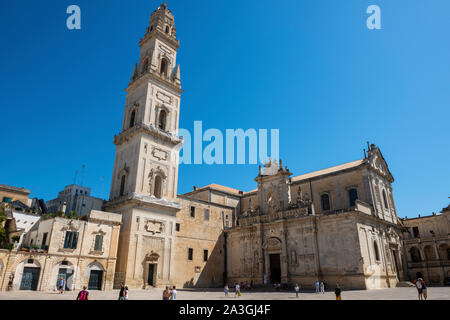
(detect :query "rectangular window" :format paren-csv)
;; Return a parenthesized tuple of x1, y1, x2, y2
(225, 221, 229, 228)
(94, 234, 103, 251)
(175, 223, 180, 232)
(188, 248, 193, 260)
(2, 197, 12, 203)
(63, 231, 79, 249)
(41, 233, 48, 249)
(190, 206, 195, 218)
(204, 209, 210, 221)
(203, 249, 208, 262)
(412, 227, 420, 238)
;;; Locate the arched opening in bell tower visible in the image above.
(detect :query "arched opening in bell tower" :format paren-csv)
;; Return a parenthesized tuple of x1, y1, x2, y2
(158, 109, 167, 131)
(153, 175, 162, 198)
(160, 58, 168, 76)
(119, 175, 126, 197)
(129, 110, 136, 128)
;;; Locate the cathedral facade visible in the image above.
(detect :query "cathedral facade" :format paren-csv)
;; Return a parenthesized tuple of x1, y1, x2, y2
(104, 4, 405, 291)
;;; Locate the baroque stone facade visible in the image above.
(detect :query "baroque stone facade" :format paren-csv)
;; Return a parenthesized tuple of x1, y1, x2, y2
(0, 210, 121, 291)
(225, 145, 404, 290)
(401, 205, 450, 285)
(100, 4, 407, 291)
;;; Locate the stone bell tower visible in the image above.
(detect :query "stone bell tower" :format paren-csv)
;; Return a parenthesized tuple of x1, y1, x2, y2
(105, 3, 183, 289)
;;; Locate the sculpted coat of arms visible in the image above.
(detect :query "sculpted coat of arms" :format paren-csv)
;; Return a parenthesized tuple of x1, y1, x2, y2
(145, 220, 164, 235)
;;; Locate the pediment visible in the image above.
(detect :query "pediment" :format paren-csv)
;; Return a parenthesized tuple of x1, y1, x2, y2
(367, 147, 394, 182)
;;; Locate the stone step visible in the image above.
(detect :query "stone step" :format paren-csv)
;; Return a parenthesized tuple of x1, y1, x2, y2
(396, 281, 415, 287)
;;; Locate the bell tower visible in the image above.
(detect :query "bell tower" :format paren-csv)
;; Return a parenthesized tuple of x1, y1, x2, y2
(105, 3, 183, 289)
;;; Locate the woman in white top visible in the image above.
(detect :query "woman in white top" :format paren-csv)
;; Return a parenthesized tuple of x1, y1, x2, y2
(124, 286, 129, 300)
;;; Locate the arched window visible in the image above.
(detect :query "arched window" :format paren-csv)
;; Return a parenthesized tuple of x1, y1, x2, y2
(439, 244, 450, 260)
(153, 175, 162, 198)
(129, 110, 136, 128)
(165, 26, 170, 34)
(119, 175, 126, 197)
(382, 189, 389, 209)
(374, 241, 380, 261)
(160, 58, 168, 76)
(348, 188, 358, 207)
(158, 109, 167, 131)
(320, 193, 331, 211)
(410, 247, 421, 262)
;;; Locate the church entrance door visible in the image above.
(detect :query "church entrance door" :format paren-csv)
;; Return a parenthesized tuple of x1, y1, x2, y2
(269, 254, 281, 283)
(147, 264, 156, 286)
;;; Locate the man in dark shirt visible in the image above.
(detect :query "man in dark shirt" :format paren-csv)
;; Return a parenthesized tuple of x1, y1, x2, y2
(119, 283, 125, 300)
(76, 286, 89, 300)
(334, 284, 342, 300)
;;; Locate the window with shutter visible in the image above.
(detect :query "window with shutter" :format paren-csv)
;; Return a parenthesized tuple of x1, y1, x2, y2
(94, 235, 103, 251)
(64, 231, 72, 249)
(71, 232, 79, 249)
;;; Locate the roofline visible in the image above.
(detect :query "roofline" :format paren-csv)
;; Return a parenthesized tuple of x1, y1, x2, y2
(400, 213, 442, 221)
(181, 186, 243, 198)
(177, 195, 237, 209)
(0, 184, 30, 195)
(290, 159, 366, 184)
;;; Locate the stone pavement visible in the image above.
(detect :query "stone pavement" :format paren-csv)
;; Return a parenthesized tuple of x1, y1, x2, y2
(0, 287, 449, 300)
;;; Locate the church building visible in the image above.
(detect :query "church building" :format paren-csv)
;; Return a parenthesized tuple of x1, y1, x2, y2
(103, 3, 405, 291)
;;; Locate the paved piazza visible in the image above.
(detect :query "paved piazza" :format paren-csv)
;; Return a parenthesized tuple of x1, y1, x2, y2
(0, 287, 448, 300)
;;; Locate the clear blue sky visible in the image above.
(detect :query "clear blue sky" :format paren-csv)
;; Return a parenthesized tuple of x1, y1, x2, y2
(0, 0, 449, 218)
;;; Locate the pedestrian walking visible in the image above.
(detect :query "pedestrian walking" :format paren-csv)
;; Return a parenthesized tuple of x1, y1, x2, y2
(7, 273, 14, 291)
(76, 286, 89, 300)
(172, 286, 177, 300)
(224, 284, 229, 296)
(235, 283, 241, 298)
(415, 278, 424, 300)
(58, 277, 65, 294)
(419, 278, 427, 300)
(294, 283, 300, 298)
(118, 283, 125, 300)
(315, 280, 320, 293)
(334, 284, 342, 300)
(124, 286, 129, 300)
(162, 286, 171, 300)
(320, 281, 325, 294)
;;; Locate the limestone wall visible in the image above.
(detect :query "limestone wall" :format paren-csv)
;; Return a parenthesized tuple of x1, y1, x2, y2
(173, 198, 231, 288)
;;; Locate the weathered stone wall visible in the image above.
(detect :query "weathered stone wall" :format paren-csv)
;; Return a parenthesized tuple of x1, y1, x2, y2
(173, 198, 231, 288)
(402, 211, 450, 285)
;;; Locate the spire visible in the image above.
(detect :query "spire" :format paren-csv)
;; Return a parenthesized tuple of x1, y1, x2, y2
(174, 64, 181, 85)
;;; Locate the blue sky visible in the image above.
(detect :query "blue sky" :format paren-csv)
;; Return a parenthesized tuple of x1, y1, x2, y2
(0, 0, 449, 217)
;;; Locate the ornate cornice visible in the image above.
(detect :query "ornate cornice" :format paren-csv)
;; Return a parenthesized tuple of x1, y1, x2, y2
(138, 29, 179, 50)
(104, 192, 181, 212)
(127, 68, 182, 94)
(113, 123, 183, 147)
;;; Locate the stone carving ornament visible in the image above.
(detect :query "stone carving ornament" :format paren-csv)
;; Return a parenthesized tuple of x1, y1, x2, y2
(145, 220, 165, 235)
(146, 250, 160, 262)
